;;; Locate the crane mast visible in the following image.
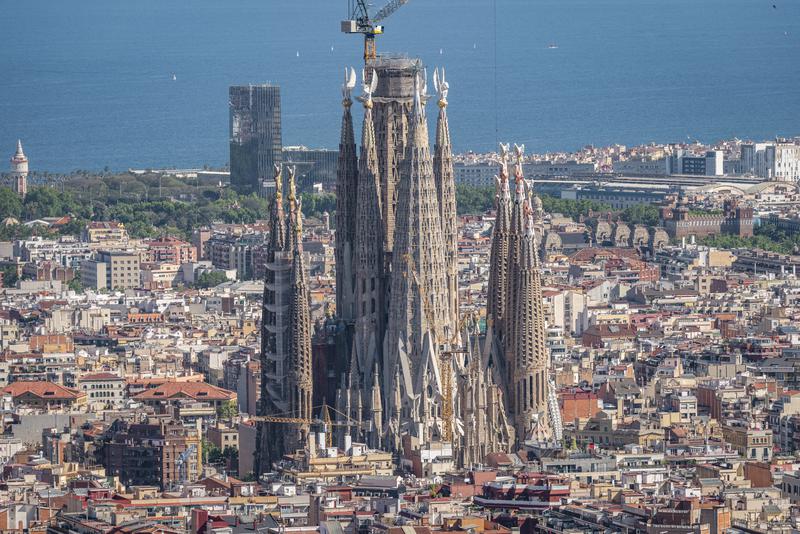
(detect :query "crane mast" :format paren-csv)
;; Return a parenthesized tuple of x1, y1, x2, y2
(341, 0, 410, 61)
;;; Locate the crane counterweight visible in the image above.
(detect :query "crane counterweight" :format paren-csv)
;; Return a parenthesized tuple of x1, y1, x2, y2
(341, 0, 409, 61)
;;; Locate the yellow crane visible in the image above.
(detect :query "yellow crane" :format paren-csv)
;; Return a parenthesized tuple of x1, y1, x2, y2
(251, 404, 358, 448)
(341, 0, 411, 61)
(402, 253, 471, 443)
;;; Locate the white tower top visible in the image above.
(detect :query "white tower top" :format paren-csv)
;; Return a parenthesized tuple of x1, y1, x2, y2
(10, 140, 29, 198)
(10, 140, 28, 171)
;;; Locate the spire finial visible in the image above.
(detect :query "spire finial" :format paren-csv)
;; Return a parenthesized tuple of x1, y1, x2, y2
(413, 70, 427, 118)
(358, 67, 378, 109)
(287, 165, 297, 203)
(294, 197, 303, 238)
(433, 67, 449, 108)
(513, 143, 526, 201)
(273, 163, 283, 200)
(495, 143, 511, 201)
(342, 67, 356, 108)
(524, 190, 536, 237)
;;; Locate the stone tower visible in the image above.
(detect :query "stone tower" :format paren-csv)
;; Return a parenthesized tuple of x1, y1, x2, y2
(503, 145, 528, 411)
(486, 145, 511, 339)
(432, 69, 459, 329)
(10, 140, 28, 198)
(335, 69, 358, 322)
(256, 166, 313, 472)
(368, 56, 421, 261)
(483, 146, 556, 446)
(286, 191, 313, 451)
(384, 73, 453, 443)
(511, 195, 552, 441)
(351, 69, 386, 448)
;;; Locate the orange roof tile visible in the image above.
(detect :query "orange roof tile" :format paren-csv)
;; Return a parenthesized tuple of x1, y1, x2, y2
(3, 381, 84, 400)
(133, 381, 235, 402)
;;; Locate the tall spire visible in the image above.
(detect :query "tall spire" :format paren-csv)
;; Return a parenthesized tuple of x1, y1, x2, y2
(433, 67, 459, 330)
(487, 144, 512, 333)
(285, 166, 298, 252)
(335, 67, 359, 322)
(287, 198, 313, 449)
(257, 163, 291, 474)
(511, 194, 552, 442)
(14, 140, 25, 159)
(353, 68, 386, 429)
(503, 144, 527, 410)
(268, 164, 286, 254)
(385, 70, 452, 442)
(371, 363, 383, 449)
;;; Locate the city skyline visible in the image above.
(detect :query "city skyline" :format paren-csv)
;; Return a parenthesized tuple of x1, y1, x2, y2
(5, 1, 800, 533)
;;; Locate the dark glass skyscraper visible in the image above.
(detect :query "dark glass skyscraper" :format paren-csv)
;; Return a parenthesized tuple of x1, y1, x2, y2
(229, 85, 282, 195)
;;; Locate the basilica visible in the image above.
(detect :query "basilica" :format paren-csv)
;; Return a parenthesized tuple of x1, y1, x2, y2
(257, 56, 561, 471)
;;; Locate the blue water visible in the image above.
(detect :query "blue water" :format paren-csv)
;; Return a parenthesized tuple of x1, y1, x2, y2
(1, 0, 799, 172)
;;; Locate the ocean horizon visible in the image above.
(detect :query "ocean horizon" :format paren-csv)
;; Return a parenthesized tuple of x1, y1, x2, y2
(1, 0, 799, 172)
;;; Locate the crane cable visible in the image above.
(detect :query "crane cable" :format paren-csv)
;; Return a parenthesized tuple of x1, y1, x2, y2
(493, 0, 498, 146)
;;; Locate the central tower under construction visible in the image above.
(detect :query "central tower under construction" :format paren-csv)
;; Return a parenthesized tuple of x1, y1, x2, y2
(331, 53, 561, 467)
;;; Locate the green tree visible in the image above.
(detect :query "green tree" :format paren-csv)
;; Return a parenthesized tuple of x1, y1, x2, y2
(222, 445, 239, 473)
(1, 266, 18, 288)
(621, 204, 661, 226)
(217, 399, 239, 422)
(455, 184, 495, 215)
(300, 192, 336, 218)
(0, 187, 22, 220)
(68, 270, 83, 293)
(195, 271, 229, 289)
(202, 438, 222, 463)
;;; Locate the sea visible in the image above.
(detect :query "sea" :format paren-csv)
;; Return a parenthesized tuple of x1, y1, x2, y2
(1, 0, 799, 173)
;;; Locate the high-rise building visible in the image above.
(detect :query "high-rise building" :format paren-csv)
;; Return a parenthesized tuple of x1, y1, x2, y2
(9, 140, 28, 198)
(229, 85, 282, 195)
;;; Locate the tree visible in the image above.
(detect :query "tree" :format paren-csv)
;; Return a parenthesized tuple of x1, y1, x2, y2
(217, 399, 239, 423)
(222, 446, 239, 473)
(195, 270, 229, 289)
(300, 192, 336, 218)
(621, 204, 660, 226)
(1, 266, 18, 288)
(0, 187, 22, 220)
(240, 472, 257, 482)
(202, 438, 222, 464)
(68, 270, 83, 293)
(455, 184, 494, 215)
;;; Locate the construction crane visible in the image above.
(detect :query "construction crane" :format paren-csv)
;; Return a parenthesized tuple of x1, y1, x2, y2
(341, 0, 410, 61)
(251, 404, 360, 448)
(175, 444, 197, 486)
(402, 253, 472, 444)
